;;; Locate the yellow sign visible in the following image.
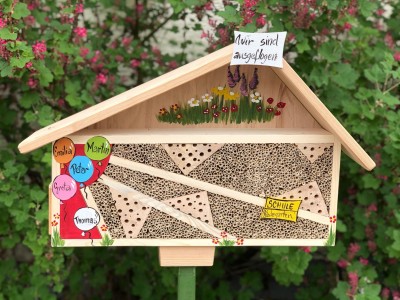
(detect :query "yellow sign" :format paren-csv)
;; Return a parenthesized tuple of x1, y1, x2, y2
(260, 197, 302, 222)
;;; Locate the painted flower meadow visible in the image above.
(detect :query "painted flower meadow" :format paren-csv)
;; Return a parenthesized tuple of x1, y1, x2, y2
(157, 66, 286, 125)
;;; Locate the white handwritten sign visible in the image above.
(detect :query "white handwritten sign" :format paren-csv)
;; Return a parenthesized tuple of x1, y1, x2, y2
(231, 31, 287, 68)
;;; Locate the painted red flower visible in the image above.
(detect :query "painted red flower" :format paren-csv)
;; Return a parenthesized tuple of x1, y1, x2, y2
(203, 108, 210, 114)
(274, 110, 281, 116)
(53, 213, 60, 219)
(221, 231, 227, 238)
(267, 97, 274, 104)
(159, 108, 167, 115)
(170, 104, 180, 111)
(211, 104, 218, 110)
(222, 106, 229, 113)
(212, 238, 219, 244)
(51, 220, 58, 226)
(213, 111, 220, 118)
(330, 215, 337, 223)
(236, 238, 244, 245)
(231, 104, 238, 112)
(101, 224, 108, 231)
(256, 105, 262, 112)
(277, 102, 286, 108)
(176, 114, 183, 120)
(266, 107, 273, 113)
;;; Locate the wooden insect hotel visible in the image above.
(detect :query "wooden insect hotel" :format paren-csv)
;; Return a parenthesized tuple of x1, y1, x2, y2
(19, 44, 375, 266)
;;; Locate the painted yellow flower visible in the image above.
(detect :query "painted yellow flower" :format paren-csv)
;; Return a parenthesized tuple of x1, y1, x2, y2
(225, 91, 239, 101)
(211, 86, 228, 97)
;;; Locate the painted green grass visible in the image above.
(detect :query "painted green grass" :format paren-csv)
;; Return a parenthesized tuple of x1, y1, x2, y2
(325, 226, 336, 246)
(157, 95, 280, 125)
(100, 234, 114, 246)
(52, 227, 65, 247)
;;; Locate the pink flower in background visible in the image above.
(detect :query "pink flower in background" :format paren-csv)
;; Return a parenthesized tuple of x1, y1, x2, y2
(200, 31, 208, 39)
(348, 272, 358, 295)
(393, 290, 400, 300)
(337, 259, 349, 269)
(381, 287, 390, 299)
(32, 40, 46, 60)
(204, 2, 213, 10)
(121, 36, 132, 48)
(343, 22, 352, 31)
(58, 99, 65, 107)
(90, 50, 101, 63)
(115, 55, 123, 62)
(75, 3, 84, 14)
(74, 27, 87, 38)
(300, 246, 311, 253)
(136, 3, 144, 14)
(96, 73, 108, 85)
(0, 18, 7, 29)
(256, 15, 266, 27)
(28, 2, 38, 10)
(359, 257, 369, 265)
(25, 62, 33, 69)
(80, 47, 89, 58)
(28, 77, 38, 88)
(24, 15, 36, 26)
(130, 59, 140, 68)
(140, 52, 148, 59)
(168, 61, 178, 70)
(348, 242, 360, 259)
(367, 240, 377, 252)
(394, 51, 400, 62)
(152, 46, 161, 56)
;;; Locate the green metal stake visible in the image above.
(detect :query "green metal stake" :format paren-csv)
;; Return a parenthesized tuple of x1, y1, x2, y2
(178, 267, 196, 300)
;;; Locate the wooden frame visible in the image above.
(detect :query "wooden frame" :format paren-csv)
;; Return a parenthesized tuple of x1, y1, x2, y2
(49, 128, 340, 249)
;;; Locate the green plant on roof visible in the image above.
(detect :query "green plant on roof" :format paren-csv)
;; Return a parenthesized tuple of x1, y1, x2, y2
(156, 66, 286, 125)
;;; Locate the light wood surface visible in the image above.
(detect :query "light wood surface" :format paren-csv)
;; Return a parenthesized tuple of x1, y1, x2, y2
(18, 44, 375, 172)
(159, 247, 215, 266)
(99, 175, 236, 239)
(109, 155, 330, 225)
(67, 128, 335, 144)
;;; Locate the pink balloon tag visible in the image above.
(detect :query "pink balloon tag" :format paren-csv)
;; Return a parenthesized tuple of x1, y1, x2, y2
(52, 174, 77, 201)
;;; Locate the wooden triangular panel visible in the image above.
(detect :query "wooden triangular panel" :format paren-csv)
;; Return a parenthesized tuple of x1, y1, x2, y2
(110, 187, 152, 238)
(296, 143, 331, 163)
(161, 191, 214, 226)
(162, 144, 223, 175)
(276, 181, 329, 216)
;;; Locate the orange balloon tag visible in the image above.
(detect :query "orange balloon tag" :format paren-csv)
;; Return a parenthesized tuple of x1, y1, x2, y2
(53, 137, 75, 164)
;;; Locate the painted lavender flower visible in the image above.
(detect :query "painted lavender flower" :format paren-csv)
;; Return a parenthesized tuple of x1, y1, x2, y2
(227, 66, 236, 88)
(240, 73, 248, 96)
(233, 65, 241, 82)
(249, 68, 259, 90)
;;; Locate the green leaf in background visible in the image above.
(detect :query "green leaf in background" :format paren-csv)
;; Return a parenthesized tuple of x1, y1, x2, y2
(0, 28, 17, 40)
(217, 6, 241, 24)
(12, 3, 30, 19)
(331, 63, 359, 89)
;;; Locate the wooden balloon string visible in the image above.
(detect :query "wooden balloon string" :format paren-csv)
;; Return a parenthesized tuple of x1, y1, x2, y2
(88, 231, 94, 246)
(83, 186, 88, 200)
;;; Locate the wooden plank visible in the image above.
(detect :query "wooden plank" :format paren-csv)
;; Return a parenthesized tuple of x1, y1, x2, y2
(61, 238, 330, 247)
(67, 128, 335, 144)
(109, 155, 330, 225)
(160, 247, 215, 267)
(272, 60, 375, 171)
(98, 175, 236, 239)
(18, 45, 235, 154)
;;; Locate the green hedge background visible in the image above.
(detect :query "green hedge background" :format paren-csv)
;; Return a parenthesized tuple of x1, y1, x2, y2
(0, 0, 399, 299)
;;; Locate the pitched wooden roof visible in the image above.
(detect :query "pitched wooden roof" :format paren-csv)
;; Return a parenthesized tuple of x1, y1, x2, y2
(18, 44, 375, 170)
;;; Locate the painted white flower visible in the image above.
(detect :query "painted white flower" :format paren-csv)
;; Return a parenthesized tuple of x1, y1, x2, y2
(188, 98, 200, 107)
(201, 93, 213, 102)
(250, 92, 262, 103)
(217, 86, 224, 90)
